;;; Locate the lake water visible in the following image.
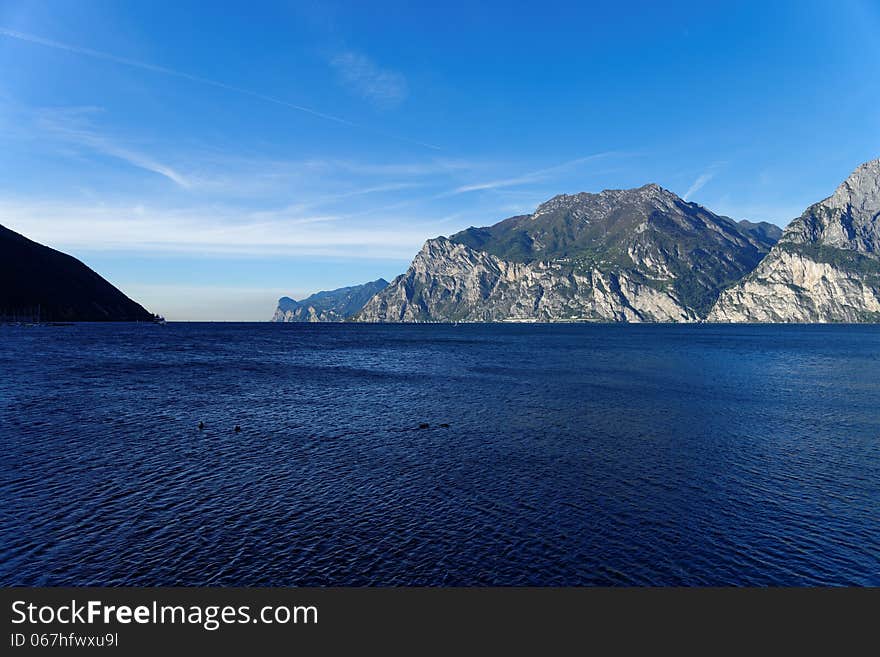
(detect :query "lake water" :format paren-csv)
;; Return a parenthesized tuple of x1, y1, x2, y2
(1, 323, 878, 586)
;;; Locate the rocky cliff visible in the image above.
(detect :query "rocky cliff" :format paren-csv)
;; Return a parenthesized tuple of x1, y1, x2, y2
(0, 223, 155, 322)
(355, 184, 777, 322)
(272, 278, 388, 322)
(355, 237, 697, 322)
(709, 159, 880, 322)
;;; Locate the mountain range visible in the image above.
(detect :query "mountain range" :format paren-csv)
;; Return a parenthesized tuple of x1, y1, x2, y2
(354, 185, 780, 322)
(273, 279, 389, 322)
(349, 158, 879, 323)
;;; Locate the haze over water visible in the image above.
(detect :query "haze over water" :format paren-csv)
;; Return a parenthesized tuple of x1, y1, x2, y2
(1, 323, 878, 586)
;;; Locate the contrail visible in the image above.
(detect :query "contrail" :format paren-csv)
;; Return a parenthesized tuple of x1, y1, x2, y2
(684, 171, 715, 201)
(452, 152, 619, 194)
(0, 27, 441, 150)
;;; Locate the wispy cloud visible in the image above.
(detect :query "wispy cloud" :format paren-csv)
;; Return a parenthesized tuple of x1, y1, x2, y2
(305, 158, 477, 177)
(683, 162, 728, 201)
(683, 172, 715, 201)
(0, 27, 435, 150)
(273, 182, 426, 214)
(0, 198, 434, 259)
(35, 107, 191, 187)
(330, 51, 408, 108)
(8, 99, 461, 194)
(451, 152, 621, 194)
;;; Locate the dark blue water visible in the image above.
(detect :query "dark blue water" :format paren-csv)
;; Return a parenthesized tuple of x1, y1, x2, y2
(1, 323, 878, 586)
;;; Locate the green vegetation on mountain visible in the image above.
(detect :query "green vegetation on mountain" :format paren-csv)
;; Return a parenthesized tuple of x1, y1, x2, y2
(358, 184, 779, 322)
(447, 184, 775, 317)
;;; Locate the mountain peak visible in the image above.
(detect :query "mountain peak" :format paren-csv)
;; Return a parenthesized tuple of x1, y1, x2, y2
(606, 182, 682, 205)
(635, 182, 665, 194)
(631, 182, 680, 203)
(827, 157, 880, 213)
(710, 158, 880, 322)
(533, 183, 680, 219)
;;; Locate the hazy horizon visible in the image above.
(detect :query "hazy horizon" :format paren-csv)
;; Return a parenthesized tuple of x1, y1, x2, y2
(1, 0, 879, 320)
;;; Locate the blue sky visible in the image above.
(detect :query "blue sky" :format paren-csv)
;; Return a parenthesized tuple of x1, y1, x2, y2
(1, 0, 879, 320)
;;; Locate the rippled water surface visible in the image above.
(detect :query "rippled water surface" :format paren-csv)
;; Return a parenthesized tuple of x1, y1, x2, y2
(1, 323, 878, 586)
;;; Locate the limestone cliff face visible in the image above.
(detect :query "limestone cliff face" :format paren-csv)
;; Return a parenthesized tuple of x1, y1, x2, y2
(709, 159, 880, 322)
(355, 237, 695, 322)
(354, 237, 696, 322)
(272, 304, 336, 323)
(356, 184, 775, 323)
